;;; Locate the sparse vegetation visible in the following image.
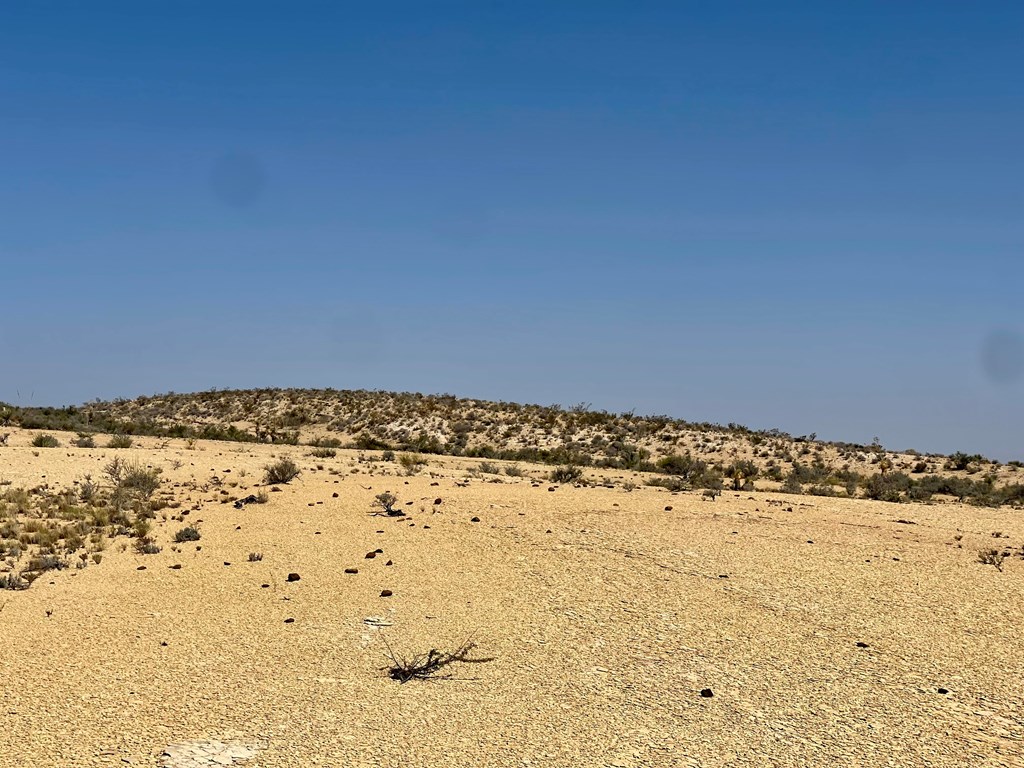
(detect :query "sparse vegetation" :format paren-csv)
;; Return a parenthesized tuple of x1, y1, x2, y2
(107, 434, 133, 449)
(32, 434, 59, 448)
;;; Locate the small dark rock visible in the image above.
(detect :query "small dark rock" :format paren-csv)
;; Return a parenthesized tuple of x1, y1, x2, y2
(284, 618, 295, 624)
(332, 492, 339, 498)
(344, 568, 358, 574)
(856, 642, 869, 648)
(169, 564, 182, 570)
(385, 560, 393, 566)
(365, 552, 377, 559)
(664, 506, 673, 511)
(434, 498, 442, 505)
(380, 589, 393, 597)
(471, 516, 481, 522)
(937, 687, 949, 694)
(700, 688, 714, 698)
(287, 573, 301, 582)
(261, 584, 270, 588)
(137, 566, 146, 571)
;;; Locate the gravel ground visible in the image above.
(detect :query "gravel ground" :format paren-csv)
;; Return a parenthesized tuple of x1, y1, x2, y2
(0, 434, 1021, 767)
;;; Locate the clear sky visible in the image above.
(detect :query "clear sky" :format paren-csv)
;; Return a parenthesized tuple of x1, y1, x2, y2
(1, 2, 1021, 459)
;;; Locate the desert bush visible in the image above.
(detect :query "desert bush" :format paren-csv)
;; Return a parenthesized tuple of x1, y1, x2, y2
(978, 548, 1005, 571)
(173, 526, 201, 543)
(73, 433, 96, 448)
(477, 461, 501, 475)
(863, 472, 911, 503)
(780, 474, 803, 494)
(310, 447, 337, 458)
(309, 437, 342, 448)
(504, 464, 525, 477)
(264, 458, 300, 485)
(372, 492, 402, 516)
(647, 475, 687, 492)
(134, 537, 161, 555)
(398, 453, 427, 474)
(106, 458, 161, 499)
(32, 434, 59, 448)
(0, 573, 28, 590)
(551, 465, 583, 484)
(107, 434, 133, 449)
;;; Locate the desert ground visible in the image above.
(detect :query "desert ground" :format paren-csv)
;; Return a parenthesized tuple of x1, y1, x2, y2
(1, 430, 1022, 768)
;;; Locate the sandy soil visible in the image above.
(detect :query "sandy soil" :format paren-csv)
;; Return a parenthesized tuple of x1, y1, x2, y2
(0, 432, 1021, 767)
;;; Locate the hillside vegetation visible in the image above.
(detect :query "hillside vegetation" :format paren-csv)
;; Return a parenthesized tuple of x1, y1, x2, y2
(1, 388, 1021, 506)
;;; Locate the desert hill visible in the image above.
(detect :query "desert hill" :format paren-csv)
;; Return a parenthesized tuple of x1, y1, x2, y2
(2, 388, 1021, 507)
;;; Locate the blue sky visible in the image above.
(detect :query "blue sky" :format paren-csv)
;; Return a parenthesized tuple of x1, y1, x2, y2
(1, 2, 1021, 459)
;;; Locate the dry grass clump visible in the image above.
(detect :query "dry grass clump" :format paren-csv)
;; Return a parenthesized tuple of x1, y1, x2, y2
(978, 548, 1006, 571)
(382, 637, 494, 683)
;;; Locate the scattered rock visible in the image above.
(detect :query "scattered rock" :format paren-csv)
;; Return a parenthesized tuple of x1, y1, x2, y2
(380, 589, 393, 597)
(287, 573, 301, 582)
(937, 687, 949, 694)
(434, 498, 443, 505)
(471, 516, 481, 522)
(344, 568, 358, 574)
(284, 618, 295, 624)
(169, 564, 182, 570)
(856, 642, 869, 648)
(664, 506, 673, 511)
(700, 688, 714, 698)
(365, 552, 377, 559)
(137, 566, 146, 571)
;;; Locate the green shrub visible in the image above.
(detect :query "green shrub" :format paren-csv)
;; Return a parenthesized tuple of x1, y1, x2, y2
(310, 447, 336, 458)
(173, 526, 201, 543)
(73, 433, 96, 448)
(264, 458, 300, 485)
(551, 465, 583, 484)
(32, 434, 59, 448)
(107, 434, 133, 449)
